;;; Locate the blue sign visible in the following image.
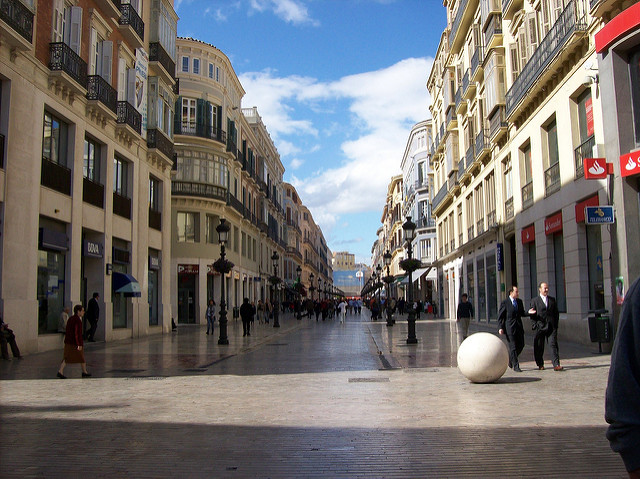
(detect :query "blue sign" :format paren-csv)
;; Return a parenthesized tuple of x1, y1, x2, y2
(496, 243, 504, 271)
(585, 206, 615, 225)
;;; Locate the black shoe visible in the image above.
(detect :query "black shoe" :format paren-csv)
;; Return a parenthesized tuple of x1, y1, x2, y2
(206, 331, 209, 335)
(513, 366, 522, 372)
(82, 372, 92, 378)
(57, 372, 66, 379)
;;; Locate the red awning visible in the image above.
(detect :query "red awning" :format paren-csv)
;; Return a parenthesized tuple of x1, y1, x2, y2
(575, 195, 599, 223)
(521, 224, 535, 244)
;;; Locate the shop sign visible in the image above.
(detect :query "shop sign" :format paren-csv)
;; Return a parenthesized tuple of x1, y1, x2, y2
(575, 195, 599, 223)
(178, 264, 199, 274)
(496, 243, 504, 271)
(544, 212, 563, 235)
(585, 206, 615, 225)
(586, 98, 594, 137)
(620, 151, 640, 177)
(521, 224, 535, 244)
(149, 256, 160, 270)
(83, 240, 103, 258)
(583, 158, 610, 179)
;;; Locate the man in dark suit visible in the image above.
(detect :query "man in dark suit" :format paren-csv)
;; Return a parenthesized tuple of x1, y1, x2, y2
(498, 286, 525, 372)
(85, 292, 100, 342)
(528, 282, 563, 371)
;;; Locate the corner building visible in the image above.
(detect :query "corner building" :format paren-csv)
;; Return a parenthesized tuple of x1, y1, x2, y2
(171, 37, 285, 324)
(0, 0, 178, 353)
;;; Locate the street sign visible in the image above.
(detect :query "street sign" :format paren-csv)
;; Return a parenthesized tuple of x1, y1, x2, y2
(585, 206, 614, 225)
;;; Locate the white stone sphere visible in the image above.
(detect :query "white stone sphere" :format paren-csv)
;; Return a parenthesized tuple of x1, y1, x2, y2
(457, 332, 509, 383)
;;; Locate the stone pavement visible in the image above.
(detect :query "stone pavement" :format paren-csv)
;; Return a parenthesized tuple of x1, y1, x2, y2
(0, 310, 627, 478)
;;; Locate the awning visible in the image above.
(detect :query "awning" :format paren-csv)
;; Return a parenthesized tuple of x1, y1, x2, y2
(412, 267, 433, 283)
(112, 272, 141, 297)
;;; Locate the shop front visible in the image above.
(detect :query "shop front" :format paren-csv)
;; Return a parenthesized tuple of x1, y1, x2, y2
(37, 221, 68, 334)
(177, 264, 198, 324)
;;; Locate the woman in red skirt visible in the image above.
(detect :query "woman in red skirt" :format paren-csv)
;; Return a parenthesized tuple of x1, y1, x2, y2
(57, 304, 91, 379)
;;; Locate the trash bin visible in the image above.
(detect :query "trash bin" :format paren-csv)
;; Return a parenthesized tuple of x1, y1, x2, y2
(588, 309, 611, 343)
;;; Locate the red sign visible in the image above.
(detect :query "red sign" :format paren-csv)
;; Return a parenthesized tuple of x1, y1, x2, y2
(178, 264, 199, 274)
(595, 2, 640, 54)
(620, 151, 640, 178)
(586, 97, 594, 137)
(545, 212, 563, 235)
(521, 224, 535, 244)
(584, 158, 608, 179)
(575, 195, 599, 223)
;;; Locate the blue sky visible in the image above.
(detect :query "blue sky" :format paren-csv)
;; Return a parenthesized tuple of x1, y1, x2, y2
(175, 0, 447, 264)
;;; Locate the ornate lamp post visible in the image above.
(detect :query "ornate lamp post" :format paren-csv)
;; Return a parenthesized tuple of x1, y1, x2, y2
(296, 265, 302, 320)
(402, 216, 418, 344)
(383, 250, 394, 327)
(215, 218, 231, 345)
(271, 251, 280, 328)
(309, 273, 315, 301)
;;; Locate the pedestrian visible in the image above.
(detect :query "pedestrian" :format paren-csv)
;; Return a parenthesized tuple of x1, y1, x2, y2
(456, 293, 474, 344)
(85, 292, 100, 342)
(57, 304, 91, 378)
(398, 298, 405, 315)
(256, 300, 265, 325)
(205, 299, 216, 335)
(605, 275, 640, 478)
(1, 316, 21, 360)
(239, 297, 255, 337)
(498, 286, 525, 372)
(58, 306, 70, 334)
(338, 299, 347, 323)
(528, 282, 563, 371)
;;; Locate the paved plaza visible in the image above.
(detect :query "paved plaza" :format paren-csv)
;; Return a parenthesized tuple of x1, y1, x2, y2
(0, 310, 627, 478)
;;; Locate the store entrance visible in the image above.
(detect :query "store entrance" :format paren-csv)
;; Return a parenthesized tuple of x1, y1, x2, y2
(178, 273, 196, 324)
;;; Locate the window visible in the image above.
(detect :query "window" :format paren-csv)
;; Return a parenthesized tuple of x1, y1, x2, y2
(83, 137, 101, 182)
(149, 177, 160, 212)
(182, 98, 196, 129)
(89, 28, 112, 81)
(113, 156, 129, 197)
(209, 62, 214, 79)
(193, 58, 200, 75)
(42, 111, 68, 166)
(520, 142, 532, 184)
(175, 155, 228, 186)
(155, 0, 177, 60)
(205, 214, 220, 244)
(52, 1, 82, 54)
(576, 89, 594, 143)
(545, 118, 559, 168)
(182, 56, 189, 72)
(177, 212, 198, 242)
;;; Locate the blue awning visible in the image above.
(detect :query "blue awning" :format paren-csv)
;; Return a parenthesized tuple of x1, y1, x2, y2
(112, 272, 141, 297)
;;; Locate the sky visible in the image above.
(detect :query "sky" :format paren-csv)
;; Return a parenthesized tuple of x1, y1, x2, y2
(175, 0, 447, 264)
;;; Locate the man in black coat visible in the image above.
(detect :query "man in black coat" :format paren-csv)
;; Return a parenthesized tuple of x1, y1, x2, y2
(498, 285, 525, 372)
(239, 297, 255, 337)
(85, 292, 100, 342)
(528, 282, 562, 371)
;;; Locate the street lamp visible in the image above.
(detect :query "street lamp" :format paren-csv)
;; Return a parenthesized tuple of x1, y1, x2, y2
(309, 273, 315, 301)
(403, 216, 418, 344)
(216, 218, 231, 345)
(383, 250, 393, 327)
(271, 251, 280, 328)
(296, 265, 302, 320)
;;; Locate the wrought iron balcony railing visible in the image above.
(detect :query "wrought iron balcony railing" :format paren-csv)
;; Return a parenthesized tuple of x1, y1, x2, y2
(465, 144, 474, 170)
(458, 158, 465, 180)
(149, 42, 175, 79)
(147, 128, 174, 160)
(506, 1, 587, 118)
(489, 107, 508, 139)
(574, 134, 595, 178)
(174, 120, 226, 144)
(49, 42, 88, 89)
(1, 0, 34, 43)
(227, 192, 244, 215)
(82, 177, 104, 209)
(432, 183, 448, 211)
(522, 180, 533, 209)
(116, 100, 142, 134)
(475, 128, 489, 160)
(477, 218, 485, 235)
(86, 75, 117, 113)
(462, 69, 470, 95)
(471, 46, 483, 80)
(41, 157, 71, 195)
(449, 0, 470, 47)
(468, 225, 475, 241)
(487, 209, 497, 228)
(544, 162, 561, 196)
(113, 192, 131, 219)
(119, 2, 144, 41)
(171, 181, 226, 202)
(505, 196, 514, 220)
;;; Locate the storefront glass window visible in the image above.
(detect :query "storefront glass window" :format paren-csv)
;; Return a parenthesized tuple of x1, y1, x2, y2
(112, 263, 128, 328)
(477, 257, 486, 320)
(487, 254, 497, 320)
(586, 226, 605, 310)
(553, 233, 566, 312)
(37, 250, 65, 334)
(528, 242, 537, 300)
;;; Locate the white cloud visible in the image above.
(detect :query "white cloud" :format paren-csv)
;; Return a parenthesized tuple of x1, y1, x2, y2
(289, 158, 304, 169)
(249, 0, 319, 26)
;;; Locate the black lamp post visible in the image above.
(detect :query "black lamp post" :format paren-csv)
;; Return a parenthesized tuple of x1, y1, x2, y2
(309, 273, 315, 301)
(403, 216, 418, 344)
(376, 264, 382, 309)
(271, 251, 280, 328)
(216, 218, 231, 345)
(296, 265, 302, 320)
(371, 271, 378, 320)
(383, 250, 393, 327)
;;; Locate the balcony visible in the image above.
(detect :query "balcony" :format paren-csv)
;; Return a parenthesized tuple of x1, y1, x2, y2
(457, 157, 466, 180)
(226, 137, 237, 156)
(455, 86, 466, 115)
(147, 128, 174, 162)
(448, 172, 460, 195)
(227, 193, 244, 216)
(449, 0, 476, 54)
(484, 14, 503, 50)
(432, 183, 448, 212)
(468, 225, 475, 241)
(502, 0, 523, 20)
(487, 209, 497, 228)
(489, 107, 508, 141)
(113, 192, 131, 219)
(544, 162, 561, 196)
(149, 42, 176, 84)
(462, 69, 475, 100)
(505, 196, 514, 220)
(505, 0, 588, 120)
(574, 134, 595, 178)
(476, 218, 485, 235)
(82, 177, 104, 209)
(173, 120, 227, 145)
(116, 100, 141, 135)
(48, 42, 88, 96)
(471, 47, 484, 82)
(118, 3, 144, 49)
(450, 240, 456, 252)
(0, 0, 34, 50)
(459, 233, 464, 246)
(171, 181, 226, 202)
(522, 180, 533, 209)
(447, 106, 458, 130)
(41, 157, 71, 196)
(94, 0, 121, 19)
(475, 128, 490, 163)
(465, 144, 475, 171)
(86, 75, 117, 120)
(149, 208, 161, 231)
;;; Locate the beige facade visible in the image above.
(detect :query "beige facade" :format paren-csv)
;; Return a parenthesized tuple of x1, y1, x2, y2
(428, 0, 625, 344)
(0, 0, 177, 353)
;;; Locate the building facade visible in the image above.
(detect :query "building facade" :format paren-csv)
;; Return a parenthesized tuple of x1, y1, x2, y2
(0, 0, 177, 353)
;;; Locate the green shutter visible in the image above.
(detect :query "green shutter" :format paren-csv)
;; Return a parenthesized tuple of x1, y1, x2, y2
(196, 99, 206, 136)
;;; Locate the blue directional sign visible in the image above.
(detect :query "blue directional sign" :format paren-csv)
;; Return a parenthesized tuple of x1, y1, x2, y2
(585, 206, 615, 225)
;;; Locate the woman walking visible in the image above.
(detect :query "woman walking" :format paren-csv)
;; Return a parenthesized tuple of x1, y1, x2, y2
(57, 304, 91, 379)
(205, 299, 216, 335)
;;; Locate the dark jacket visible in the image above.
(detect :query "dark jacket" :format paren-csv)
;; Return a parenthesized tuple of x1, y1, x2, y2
(497, 297, 525, 335)
(529, 295, 558, 334)
(239, 302, 255, 322)
(456, 301, 473, 319)
(606, 276, 640, 473)
(86, 298, 100, 321)
(64, 315, 83, 347)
